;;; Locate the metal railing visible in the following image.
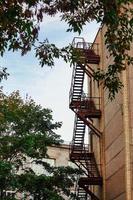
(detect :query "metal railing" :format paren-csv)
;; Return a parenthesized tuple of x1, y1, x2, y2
(70, 93, 101, 111)
(69, 141, 91, 155)
(80, 94, 101, 110)
(69, 64, 77, 105)
(72, 37, 99, 56)
(69, 142, 102, 178)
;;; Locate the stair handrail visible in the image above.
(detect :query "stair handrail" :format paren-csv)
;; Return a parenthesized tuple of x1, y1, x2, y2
(71, 115, 78, 146)
(69, 64, 76, 105)
(71, 115, 86, 151)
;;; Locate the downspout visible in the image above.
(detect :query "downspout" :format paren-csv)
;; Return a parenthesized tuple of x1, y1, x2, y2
(122, 65, 132, 200)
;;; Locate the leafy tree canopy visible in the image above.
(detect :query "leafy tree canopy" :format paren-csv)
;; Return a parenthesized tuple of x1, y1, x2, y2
(0, 0, 133, 98)
(0, 89, 80, 199)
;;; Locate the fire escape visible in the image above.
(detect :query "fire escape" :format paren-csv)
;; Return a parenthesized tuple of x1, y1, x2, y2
(69, 37, 102, 200)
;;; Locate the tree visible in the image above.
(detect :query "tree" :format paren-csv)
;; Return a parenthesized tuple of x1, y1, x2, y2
(0, 1, 133, 98)
(0, 89, 80, 200)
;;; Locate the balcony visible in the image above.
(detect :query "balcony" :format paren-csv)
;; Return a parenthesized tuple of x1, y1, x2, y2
(72, 37, 100, 64)
(70, 95, 101, 119)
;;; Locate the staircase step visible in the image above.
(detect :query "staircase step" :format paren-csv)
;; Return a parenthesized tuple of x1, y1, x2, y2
(75, 128, 85, 130)
(75, 73, 84, 75)
(74, 135, 84, 137)
(74, 136, 84, 138)
(72, 84, 83, 86)
(73, 81, 83, 84)
(75, 69, 84, 71)
(74, 79, 83, 81)
(75, 67, 83, 70)
(74, 78, 83, 80)
(79, 177, 102, 186)
(74, 74, 84, 77)
(80, 185, 100, 200)
(75, 132, 85, 134)
(72, 90, 82, 92)
(76, 114, 101, 137)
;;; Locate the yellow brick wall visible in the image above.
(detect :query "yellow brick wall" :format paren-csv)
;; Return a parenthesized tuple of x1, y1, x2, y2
(92, 25, 133, 199)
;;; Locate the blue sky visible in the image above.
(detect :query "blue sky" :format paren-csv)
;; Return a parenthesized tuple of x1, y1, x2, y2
(1, 15, 100, 142)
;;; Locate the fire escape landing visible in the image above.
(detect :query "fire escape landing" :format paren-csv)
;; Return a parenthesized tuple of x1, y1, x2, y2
(69, 37, 102, 199)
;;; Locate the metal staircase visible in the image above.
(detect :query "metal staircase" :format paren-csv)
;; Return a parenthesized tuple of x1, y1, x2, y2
(69, 37, 102, 199)
(77, 187, 89, 200)
(69, 64, 85, 105)
(71, 116, 86, 148)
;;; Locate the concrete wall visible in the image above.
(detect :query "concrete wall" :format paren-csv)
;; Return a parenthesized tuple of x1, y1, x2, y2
(47, 144, 70, 166)
(17, 144, 71, 200)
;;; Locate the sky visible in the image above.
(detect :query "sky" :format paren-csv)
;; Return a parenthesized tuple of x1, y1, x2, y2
(1, 15, 100, 143)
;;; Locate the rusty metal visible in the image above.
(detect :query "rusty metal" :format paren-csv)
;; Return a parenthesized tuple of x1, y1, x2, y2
(72, 37, 100, 64)
(69, 37, 102, 199)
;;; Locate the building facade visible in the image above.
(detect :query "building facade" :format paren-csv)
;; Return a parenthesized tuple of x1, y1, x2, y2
(5, 144, 72, 200)
(93, 26, 133, 200)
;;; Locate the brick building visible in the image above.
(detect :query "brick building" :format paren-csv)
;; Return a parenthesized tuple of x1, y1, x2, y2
(93, 26, 133, 200)
(69, 26, 133, 200)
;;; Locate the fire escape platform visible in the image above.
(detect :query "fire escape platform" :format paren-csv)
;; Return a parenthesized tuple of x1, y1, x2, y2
(79, 177, 103, 186)
(77, 110, 101, 118)
(85, 49, 100, 64)
(70, 152, 94, 161)
(74, 48, 100, 64)
(70, 99, 101, 119)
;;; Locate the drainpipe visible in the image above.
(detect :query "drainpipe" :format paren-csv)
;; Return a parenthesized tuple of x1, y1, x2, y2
(122, 66, 132, 200)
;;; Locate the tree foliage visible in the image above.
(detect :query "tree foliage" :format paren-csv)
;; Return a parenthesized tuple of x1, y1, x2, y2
(0, 0, 133, 98)
(0, 89, 80, 199)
